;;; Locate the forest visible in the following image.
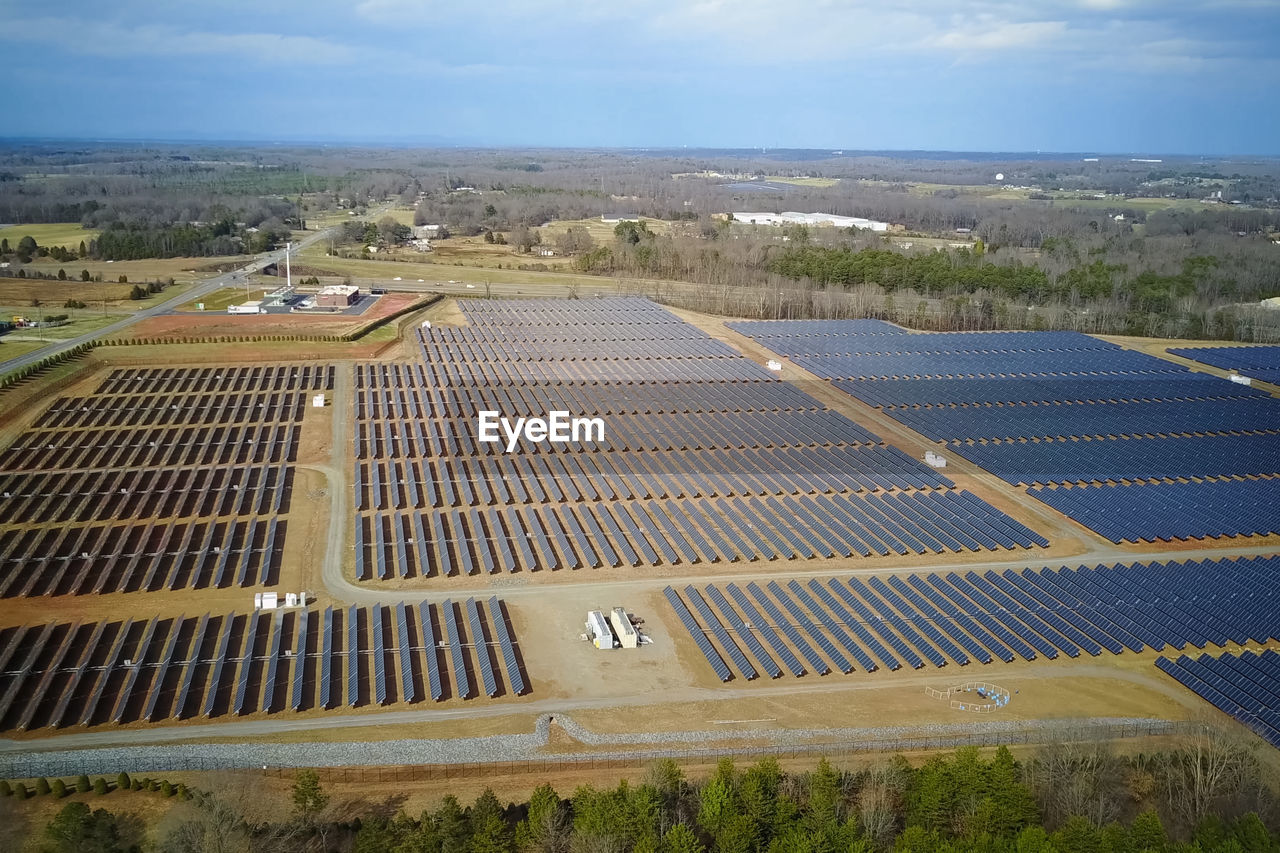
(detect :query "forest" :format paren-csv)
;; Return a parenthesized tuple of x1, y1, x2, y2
(2, 142, 1279, 340)
(6, 732, 1279, 853)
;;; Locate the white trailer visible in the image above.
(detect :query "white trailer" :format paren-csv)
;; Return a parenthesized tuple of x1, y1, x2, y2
(228, 301, 266, 315)
(586, 610, 616, 649)
(609, 608, 639, 649)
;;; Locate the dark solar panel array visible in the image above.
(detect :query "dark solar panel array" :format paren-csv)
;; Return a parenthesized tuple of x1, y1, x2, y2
(1157, 650, 1280, 748)
(665, 555, 1280, 682)
(0, 364, 333, 597)
(732, 320, 1280, 543)
(0, 598, 526, 732)
(353, 298, 1047, 584)
(1029, 479, 1280, 543)
(1169, 344, 1280, 385)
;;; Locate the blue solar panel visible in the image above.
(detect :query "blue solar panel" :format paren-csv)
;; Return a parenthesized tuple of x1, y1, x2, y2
(467, 598, 499, 698)
(705, 584, 781, 678)
(664, 586, 731, 681)
(767, 580, 851, 673)
(346, 604, 359, 707)
(726, 582, 805, 677)
(684, 585, 757, 680)
(261, 610, 285, 712)
(442, 599, 472, 699)
(488, 596, 526, 695)
(289, 608, 308, 711)
(319, 607, 335, 708)
(418, 602, 444, 701)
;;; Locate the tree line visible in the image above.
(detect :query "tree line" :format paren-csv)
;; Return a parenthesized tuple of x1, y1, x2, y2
(8, 728, 1278, 853)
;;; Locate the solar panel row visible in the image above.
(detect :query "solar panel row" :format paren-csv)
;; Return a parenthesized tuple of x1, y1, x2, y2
(1157, 650, 1280, 748)
(666, 555, 1280, 682)
(352, 444, 952, 509)
(355, 489, 1044, 579)
(736, 321, 1280, 543)
(1169, 344, 1280, 386)
(0, 599, 527, 732)
(1029, 479, 1280, 542)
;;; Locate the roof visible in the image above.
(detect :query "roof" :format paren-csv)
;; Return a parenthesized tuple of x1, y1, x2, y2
(317, 285, 359, 296)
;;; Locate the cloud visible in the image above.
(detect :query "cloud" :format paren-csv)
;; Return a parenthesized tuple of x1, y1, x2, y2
(929, 19, 1069, 51)
(0, 17, 359, 65)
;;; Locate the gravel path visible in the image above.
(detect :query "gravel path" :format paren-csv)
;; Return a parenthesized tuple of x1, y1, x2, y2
(0, 714, 1176, 778)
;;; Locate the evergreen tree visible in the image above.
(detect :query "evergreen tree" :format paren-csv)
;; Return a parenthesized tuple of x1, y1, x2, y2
(1130, 810, 1167, 852)
(662, 823, 705, 853)
(438, 794, 473, 853)
(291, 769, 328, 821)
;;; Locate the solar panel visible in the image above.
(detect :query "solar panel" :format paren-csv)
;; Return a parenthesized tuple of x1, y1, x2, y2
(395, 603, 416, 703)
(823, 580, 901, 671)
(418, 601, 444, 701)
(788, 580, 876, 672)
(261, 610, 286, 712)
(747, 582, 828, 675)
(663, 586, 731, 681)
(767, 580, 852, 674)
(290, 608, 309, 711)
(488, 596, 525, 695)
(202, 615, 232, 718)
(52, 620, 105, 727)
(726, 583, 804, 677)
(467, 599, 499, 697)
(231, 613, 259, 717)
(684, 585, 757, 680)
(442, 599, 472, 699)
(346, 604, 360, 707)
(371, 603, 388, 705)
(16, 620, 83, 731)
(141, 617, 184, 721)
(320, 606, 335, 708)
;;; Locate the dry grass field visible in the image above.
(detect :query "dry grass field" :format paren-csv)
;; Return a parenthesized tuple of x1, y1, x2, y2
(0, 222, 100, 250)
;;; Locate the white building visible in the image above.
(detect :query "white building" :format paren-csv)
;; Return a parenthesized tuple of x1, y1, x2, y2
(730, 211, 889, 232)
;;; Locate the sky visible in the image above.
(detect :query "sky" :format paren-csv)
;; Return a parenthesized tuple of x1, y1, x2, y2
(3, 0, 1279, 153)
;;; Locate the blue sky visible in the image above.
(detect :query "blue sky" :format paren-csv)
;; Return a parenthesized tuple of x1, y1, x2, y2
(3, 0, 1279, 153)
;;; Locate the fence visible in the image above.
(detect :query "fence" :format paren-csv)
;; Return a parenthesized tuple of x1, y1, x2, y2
(0, 720, 1183, 781)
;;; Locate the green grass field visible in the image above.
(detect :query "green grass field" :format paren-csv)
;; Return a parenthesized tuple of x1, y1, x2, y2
(0, 312, 124, 342)
(0, 222, 101, 250)
(0, 338, 49, 360)
(177, 286, 272, 312)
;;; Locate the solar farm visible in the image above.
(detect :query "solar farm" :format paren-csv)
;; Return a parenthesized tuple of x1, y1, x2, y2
(2, 297, 1279, 760)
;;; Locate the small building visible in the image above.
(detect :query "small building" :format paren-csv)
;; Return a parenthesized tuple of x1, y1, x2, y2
(316, 284, 359, 309)
(586, 610, 616, 649)
(609, 608, 638, 649)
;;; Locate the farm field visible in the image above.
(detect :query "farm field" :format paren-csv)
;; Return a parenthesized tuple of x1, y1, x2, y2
(0, 295, 1278, 769)
(0, 222, 100, 250)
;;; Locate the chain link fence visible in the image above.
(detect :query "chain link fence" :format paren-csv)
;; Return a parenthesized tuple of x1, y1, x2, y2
(1, 719, 1183, 781)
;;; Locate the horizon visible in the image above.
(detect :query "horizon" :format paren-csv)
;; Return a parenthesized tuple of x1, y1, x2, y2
(3, 0, 1278, 154)
(3, 137, 1279, 161)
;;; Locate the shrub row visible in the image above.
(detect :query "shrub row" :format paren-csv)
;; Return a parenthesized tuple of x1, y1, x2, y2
(0, 773, 188, 800)
(0, 341, 96, 389)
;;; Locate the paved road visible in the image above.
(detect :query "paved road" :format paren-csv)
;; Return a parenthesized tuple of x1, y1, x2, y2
(0, 210, 386, 378)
